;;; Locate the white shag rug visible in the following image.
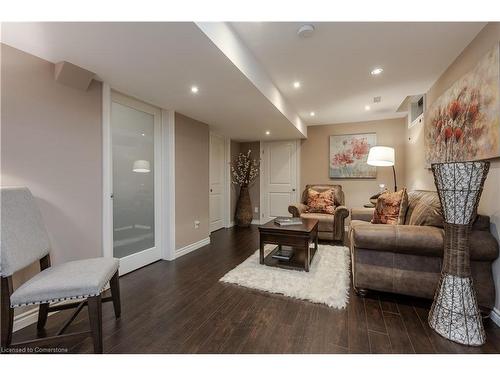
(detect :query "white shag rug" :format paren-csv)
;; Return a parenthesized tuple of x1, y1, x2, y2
(220, 244, 350, 309)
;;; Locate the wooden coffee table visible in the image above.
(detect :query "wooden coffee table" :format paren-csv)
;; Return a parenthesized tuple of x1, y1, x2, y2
(258, 218, 319, 272)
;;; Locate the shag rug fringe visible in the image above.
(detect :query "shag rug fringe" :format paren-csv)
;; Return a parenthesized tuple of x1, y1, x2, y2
(220, 244, 350, 309)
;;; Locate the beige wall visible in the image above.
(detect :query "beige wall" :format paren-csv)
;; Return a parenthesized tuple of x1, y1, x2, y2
(1, 44, 103, 311)
(239, 141, 260, 220)
(405, 22, 500, 312)
(301, 118, 407, 212)
(175, 113, 209, 249)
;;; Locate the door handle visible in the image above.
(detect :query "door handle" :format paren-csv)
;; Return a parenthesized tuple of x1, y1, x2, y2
(110, 193, 114, 199)
(292, 188, 296, 192)
(210, 189, 213, 193)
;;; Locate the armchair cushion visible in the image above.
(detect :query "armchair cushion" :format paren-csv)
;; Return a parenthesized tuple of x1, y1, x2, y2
(10, 257, 119, 307)
(300, 212, 334, 232)
(305, 187, 335, 214)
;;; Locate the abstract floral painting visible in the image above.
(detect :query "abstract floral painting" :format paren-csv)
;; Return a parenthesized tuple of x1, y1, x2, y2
(329, 133, 377, 178)
(425, 43, 500, 165)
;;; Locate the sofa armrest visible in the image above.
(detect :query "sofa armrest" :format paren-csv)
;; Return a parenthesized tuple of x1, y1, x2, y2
(351, 224, 444, 256)
(288, 203, 308, 217)
(351, 207, 374, 222)
(333, 206, 349, 242)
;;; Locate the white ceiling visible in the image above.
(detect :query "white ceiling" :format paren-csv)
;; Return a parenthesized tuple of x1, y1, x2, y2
(1, 22, 304, 141)
(231, 22, 486, 125)
(2, 22, 486, 140)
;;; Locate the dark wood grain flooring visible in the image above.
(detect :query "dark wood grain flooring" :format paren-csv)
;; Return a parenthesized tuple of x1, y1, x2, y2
(12, 225, 500, 353)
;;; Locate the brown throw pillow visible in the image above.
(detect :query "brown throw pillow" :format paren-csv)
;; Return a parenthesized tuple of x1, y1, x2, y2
(371, 188, 409, 225)
(306, 188, 336, 214)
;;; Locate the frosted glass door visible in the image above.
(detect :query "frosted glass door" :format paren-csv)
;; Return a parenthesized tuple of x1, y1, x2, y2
(110, 92, 161, 274)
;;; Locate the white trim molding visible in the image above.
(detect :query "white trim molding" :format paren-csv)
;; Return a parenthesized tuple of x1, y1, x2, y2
(162, 109, 176, 260)
(102, 82, 112, 258)
(224, 137, 232, 228)
(491, 307, 500, 327)
(13, 307, 46, 332)
(251, 219, 261, 225)
(175, 237, 210, 259)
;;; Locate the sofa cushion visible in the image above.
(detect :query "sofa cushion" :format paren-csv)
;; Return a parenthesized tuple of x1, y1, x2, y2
(351, 223, 499, 261)
(405, 190, 443, 227)
(306, 188, 335, 214)
(300, 212, 333, 232)
(372, 188, 408, 225)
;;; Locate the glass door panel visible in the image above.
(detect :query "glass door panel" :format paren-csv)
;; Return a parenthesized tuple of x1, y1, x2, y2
(111, 101, 155, 260)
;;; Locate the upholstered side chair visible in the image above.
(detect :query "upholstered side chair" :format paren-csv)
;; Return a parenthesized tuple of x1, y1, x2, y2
(288, 184, 349, 243)
(1, 187, 121, 353)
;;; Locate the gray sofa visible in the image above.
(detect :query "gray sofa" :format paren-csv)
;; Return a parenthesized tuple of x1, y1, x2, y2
(349, 190, 499, 312)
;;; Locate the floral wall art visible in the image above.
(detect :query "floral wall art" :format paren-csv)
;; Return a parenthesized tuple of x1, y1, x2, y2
(425, 43, 500, 165)
(329, 133, 377, 178)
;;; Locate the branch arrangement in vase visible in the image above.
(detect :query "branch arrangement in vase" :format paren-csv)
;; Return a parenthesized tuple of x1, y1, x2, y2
(231, 150, 260, 227)
(231, 150, 260, 187)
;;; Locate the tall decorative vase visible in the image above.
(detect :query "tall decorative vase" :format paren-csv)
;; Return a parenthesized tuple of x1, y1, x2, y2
(428, 161, 490, 346)
(235, 186, 253, 227)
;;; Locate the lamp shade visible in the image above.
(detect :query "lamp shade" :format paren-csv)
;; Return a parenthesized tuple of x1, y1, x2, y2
(367, 146, 395, 167)
(133, 160, 150, 173)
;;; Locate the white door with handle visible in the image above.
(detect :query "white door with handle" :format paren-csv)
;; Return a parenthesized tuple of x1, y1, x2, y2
(209, 133, 226, 232)
(262, 140, 298, 222)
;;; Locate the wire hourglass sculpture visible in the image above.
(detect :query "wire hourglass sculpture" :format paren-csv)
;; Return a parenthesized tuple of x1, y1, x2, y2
(429, 161, 490, 346)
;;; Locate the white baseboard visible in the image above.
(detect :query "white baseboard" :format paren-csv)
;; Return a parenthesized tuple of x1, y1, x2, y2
(12, 286, 113, 332)
(251, 219, 261, 225)
(175, 237, 210, 259)
(13, 307, 43, 332)
(491, 307, 500, 327)
(13, 299, 69, 332)
(226, 220, 235, 228)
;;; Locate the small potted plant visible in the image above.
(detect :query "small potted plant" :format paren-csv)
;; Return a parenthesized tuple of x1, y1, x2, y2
(231, 150, 260, 227)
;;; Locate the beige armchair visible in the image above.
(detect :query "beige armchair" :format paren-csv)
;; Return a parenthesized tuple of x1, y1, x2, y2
(288, 184, 349, 243)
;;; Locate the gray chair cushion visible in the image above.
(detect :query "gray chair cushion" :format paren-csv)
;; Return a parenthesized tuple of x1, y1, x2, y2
(10, 257, 119, 307)
(1, 187, 50, 277)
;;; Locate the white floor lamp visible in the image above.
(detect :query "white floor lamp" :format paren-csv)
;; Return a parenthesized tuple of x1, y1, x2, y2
(367, 146, 397, 192)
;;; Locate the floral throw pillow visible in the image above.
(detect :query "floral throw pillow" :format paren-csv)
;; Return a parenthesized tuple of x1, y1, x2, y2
(371, 188, 409, 225)
(306, 188, 336, 214)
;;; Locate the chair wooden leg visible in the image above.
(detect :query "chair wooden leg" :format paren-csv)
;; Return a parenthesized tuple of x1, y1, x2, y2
(1, 277, 14, 349)
(87, 295, 103, 354)
(37, 303, 49, 333)
(109, 271, 121, 319)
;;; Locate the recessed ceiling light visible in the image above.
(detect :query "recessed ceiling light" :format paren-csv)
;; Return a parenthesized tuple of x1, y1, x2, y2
(265, 130, 271, 135)
(141, 133, 145, 136)
(365, 105, 371, 111)
(191, 86, 199, 93)
(297, 24, 315, 38)
(293, 81, 301, 89)
(310, 111, 316, 117)
(371, 67, 384, 76)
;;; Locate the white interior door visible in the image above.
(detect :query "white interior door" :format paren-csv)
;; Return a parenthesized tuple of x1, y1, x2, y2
(262, 141, 298, 222)
(209, 133, 225, 232)
(110, 91, 162, 275)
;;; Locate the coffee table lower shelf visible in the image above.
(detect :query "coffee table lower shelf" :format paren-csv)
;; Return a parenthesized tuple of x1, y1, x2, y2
(263, 245, 318, 271)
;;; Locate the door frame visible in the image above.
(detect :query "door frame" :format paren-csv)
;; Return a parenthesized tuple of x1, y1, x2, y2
(102, 84, 176, 273)
(259, 140, 301, 223)
(208, 131, 231, 232)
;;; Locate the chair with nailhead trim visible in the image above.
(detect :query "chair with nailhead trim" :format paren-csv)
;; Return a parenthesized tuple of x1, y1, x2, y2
(1, 187, 121, 353)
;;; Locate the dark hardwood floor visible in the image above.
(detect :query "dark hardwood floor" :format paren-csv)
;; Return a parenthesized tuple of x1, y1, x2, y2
(12, 225, 500, 353)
